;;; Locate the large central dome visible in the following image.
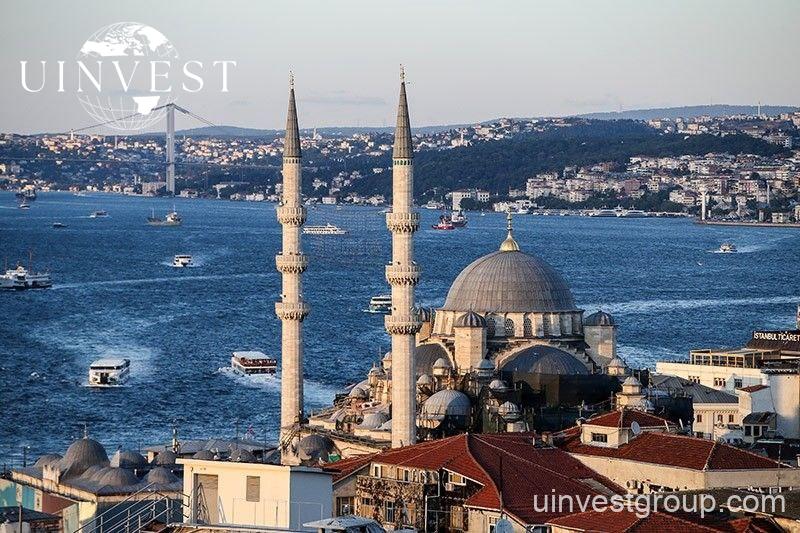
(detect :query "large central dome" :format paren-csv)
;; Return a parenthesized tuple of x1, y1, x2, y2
(442, 248, 577, 313)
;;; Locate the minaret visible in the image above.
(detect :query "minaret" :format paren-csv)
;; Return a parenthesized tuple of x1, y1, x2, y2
(275, 73, 309, 452)
(386, 66, 421, 448)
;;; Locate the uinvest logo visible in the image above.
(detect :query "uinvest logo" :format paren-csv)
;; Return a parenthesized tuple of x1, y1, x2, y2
(19, 22, 236, 131)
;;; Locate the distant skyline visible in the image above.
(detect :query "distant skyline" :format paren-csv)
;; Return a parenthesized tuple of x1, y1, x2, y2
(2, 0, 799, 134)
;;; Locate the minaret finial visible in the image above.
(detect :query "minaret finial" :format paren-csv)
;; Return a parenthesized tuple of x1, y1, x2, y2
(289, 70, 294, 88)
(500, 209, 520, 252)
(400, 64, 405, 83)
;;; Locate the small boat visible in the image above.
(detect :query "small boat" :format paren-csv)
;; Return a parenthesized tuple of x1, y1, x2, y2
(88, 358, 130, 387)
(89, 210, 108, 218)
(18, 201, 30, 210)
(589, 209, 618, 217)
(516, 207, 530, 215)
(366, 294, 392, 314)
(718, 242, 737, 253)
(52, 222, 67, 229)
(231, 351, 277, 375)
(172, 254, 194, 268)
(432, 215, 455, 230)
(303, 224, 347, 235)
(147, 207, 182, 226)
(449, 210, 468, 227)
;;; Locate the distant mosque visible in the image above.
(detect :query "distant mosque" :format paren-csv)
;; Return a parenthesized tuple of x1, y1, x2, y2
(275, 68, 634, 463)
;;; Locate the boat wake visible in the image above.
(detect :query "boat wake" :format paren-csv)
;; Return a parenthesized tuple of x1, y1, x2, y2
(52, 272, 269, 290)
(217, 366, 340, 405)
(600, 294, 800, 316)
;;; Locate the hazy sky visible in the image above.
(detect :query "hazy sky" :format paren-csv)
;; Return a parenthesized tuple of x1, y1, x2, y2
(2, 0, 798, 134)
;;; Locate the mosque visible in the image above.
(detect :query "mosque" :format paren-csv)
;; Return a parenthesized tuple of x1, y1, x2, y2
(273, 71, 631, 459)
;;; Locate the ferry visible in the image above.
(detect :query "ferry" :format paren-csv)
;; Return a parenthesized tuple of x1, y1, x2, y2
(89, 210, 108, 218)
(589, 209, 618, 217)
(52, 222, 67, 229)
(303, 224, 347, 235)
(618, 209, 649, 218)
(18, 201, 30, 210)
(172, 254, 194, 268)
(366, 294, 392, 314)
(147, 207, 182, 226)
(431, 215, 455, 230)
(88, 358, 130, 387)
(0, 265, 52, 290)
(449, 210, 468, 227)
(231, 351, 278, 375)
(718, 242, 737, 253)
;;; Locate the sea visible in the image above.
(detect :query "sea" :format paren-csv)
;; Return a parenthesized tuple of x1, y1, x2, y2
(2, 191, 799, 463)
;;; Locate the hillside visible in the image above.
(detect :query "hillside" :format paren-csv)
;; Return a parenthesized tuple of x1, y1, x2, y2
(578, 104, 797, 121)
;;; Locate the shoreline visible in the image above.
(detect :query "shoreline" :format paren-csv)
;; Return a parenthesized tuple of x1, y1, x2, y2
(696, 220, 800, 229)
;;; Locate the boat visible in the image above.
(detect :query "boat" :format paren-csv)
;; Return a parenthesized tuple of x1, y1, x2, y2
(52, 222, 67, 229)
(0, 253, 52, 290)
(589, 209, 618, 217)
(718, 242, 737, 253)
(431, 215, 455, 230)
(449, 210, 468, 227)
(147, 207, 182, 226)
(619, 209, 648, 218)
(88, 358, 130, 387)
(516, 207, 530, 215)
(303, 224, 347, 235)
(231, 351, 277, 375)
(18, 201, 30, 210)
(423, 200, 444, 210)
(172, 254, 194, 268)
(366, 294, 392, 314)
(89, 210, 108, 218)
(16, 189, 36, 202)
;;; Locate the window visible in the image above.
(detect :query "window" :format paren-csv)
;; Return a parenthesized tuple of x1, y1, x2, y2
(689, 376, 701, 384)
(504, 318, 514, 337)
(729, 414, 735, 423)
(714, 377, 726, 388)
(488, 516, 498, 533)
(245, 476, 260, 502)
(734, 378, 743, 389)
(450, 505, 465, 530)
(449, 472, 466, 485)
(696, 432, 705, 438)
(486, 317, 496, 337)
(696, 414, 702, 423)
(717, 414, 723, 423)
(745, 426, 752, 436)
(360, 497, 373, 507)
(372, 464, 382, 478)
(754, 426, 762, 437)
(591, 433, 608, 443)
(336, 496, 354, 516)
(523, 317, 533, 337)
(399, 468, 410, 482)
(385, 501, 395, 523)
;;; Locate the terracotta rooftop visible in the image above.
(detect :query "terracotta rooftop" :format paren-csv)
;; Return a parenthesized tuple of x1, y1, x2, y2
(348, 433, 622, 524)
(324, 453, 377, 483)
(583, 409, 677, 429)
(547, 509, 723, 532)
(738, 384, 769, 393)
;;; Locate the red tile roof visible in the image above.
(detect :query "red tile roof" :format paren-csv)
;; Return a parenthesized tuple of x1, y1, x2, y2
(560, 430, 784, 471)
(324, 453, 377, 482)
(547, 509, 721, 532)
(363, 433, 622, 524)
(738, 385, 769, 393)
(584, 410, 676, 429)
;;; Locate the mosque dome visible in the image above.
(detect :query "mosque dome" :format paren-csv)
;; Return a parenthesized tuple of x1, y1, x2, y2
(474, 357, 495, 379)
(368, 365, 386, 378)
(585, 310, 616, 327)
(296, 434, 338, 464)
(359, 412, 390, 430)
(348, 386, 369, 399)
(623, 376, 641, 387)
(488, 379, 510, 392)
(151, 450, 177, 466)
(229, 448, 257, 463)
(498, 401, 522, 421)
(34, 453, 62, 468)
(420, 390, 472, 421)
(442, 248, 576, 313)
(93, 466, 140, 488)
(80, 465, 104, 480)
(501, 345, 589, 376)
(192, 450, 216, 460)
(145, 467, 179, 485)
(60, 437, 109, 478)
(110, 449, 147, 469)
(455, 310, 487, 328)
(608, 356, 626, 369)
(432, 357, 453, 377)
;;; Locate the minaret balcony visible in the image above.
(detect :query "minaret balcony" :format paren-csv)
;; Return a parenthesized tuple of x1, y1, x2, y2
(385, 264, 421, 285)
(386, 212, 419, 233)
(384, 314, 422, 335)
(276, 253, 308, 274)
(277, 206, 307, 226)
(275, 301, 311, 321)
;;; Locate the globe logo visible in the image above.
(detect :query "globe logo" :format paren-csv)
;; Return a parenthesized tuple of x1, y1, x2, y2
(76, 22, 179, 131)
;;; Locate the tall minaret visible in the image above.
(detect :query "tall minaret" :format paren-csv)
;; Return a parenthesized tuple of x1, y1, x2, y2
(386, 66, 421, 448)
(275, 73, 309, 451)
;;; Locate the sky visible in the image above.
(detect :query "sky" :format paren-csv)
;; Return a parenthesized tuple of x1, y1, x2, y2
(1, 0, 799, 134)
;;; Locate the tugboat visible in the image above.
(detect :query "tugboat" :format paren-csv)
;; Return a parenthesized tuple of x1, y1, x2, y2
(449, 210, 468, 227)
(147, 207, 182, 226)
(718, 242, 737, 253)
(431, 214, 455, 230)
(231, 351, 278, 375)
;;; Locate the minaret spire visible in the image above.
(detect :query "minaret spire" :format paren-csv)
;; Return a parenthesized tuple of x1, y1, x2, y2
(386, 66, 421, 448)
(500, 210, 520, 251)
(276, 73, 309, 462)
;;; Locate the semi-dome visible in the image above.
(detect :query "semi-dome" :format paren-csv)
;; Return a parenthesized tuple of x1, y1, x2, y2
(417, 374, 434, 386)
(420, 389, 472, 421)
(359, 412, 390, 430)
(145, 466, 179, 485)
(151, 450, 177, 466)
(60, 437, 109, 478)
(34, 453, 62, 468)
(296, 434, 338, 464)
(416, 343, 450, 376)
(585, 310, 615, 327)
(501, 345, 589, 376)
(110, 449, 147, 469)
(442, 249, 576, 313)
(93, 466, 140, 488)
(455, 310, 486, 328)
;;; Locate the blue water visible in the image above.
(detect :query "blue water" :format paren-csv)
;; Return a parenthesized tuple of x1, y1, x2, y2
(2, 192, 799, 462)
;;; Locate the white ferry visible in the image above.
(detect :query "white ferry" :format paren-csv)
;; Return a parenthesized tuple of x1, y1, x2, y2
(88, 358, 130, 387)
(366, 294, 392, 314)
(303, 224, 347, 235)
(718, 242, 737, 253)
(589, 209, 619, 217)
(172, 255, 194, 268)
(89, 210, 108, 218)
(618, 209, 649, 218)
(0, 265, 52, 290)
(231, 351, 278, 375)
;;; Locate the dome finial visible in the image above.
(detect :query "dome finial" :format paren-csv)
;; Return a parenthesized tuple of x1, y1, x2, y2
(500, 210, 520, 252)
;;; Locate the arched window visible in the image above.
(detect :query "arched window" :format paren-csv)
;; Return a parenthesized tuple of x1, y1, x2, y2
(486, 317, 496, 338)
(504, 318, 515, 337)
(523, 317, 533, 337)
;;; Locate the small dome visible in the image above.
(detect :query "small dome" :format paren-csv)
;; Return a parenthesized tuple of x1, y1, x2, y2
(34, 453, 62, 468)
(296, 434, 338, 464)
(359, 412, 390, 429)
(585, 310, 615, 327)
(348, 386, 369, 399)
(608, 356, 626, 369)
(501, 345, 589, 376)
(417, 374, 434, 386)
(382, 352, 392, 362)
(623, 376, 641, 387)
(145, 466, 178, 485)
(94, 466, 140, 488)
(455, 310, 486, 328)
(489, 379, 509, 392)
(192, 450, 216, 460)
(476, 358, 495, 371)
(368, 365, 385, 377)
(229, 448, 257, 463)
(420, 390, 472, 421)
(433, 358, 452, 370)
(60, 438, 109, 478)
(151, 450, 177, 466)
(416, 307, 434, 322)
(110, 449, 147, 469)
(498, 401, 521, 421)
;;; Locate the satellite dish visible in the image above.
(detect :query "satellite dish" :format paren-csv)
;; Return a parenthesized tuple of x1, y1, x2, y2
(494, 518, 514, 533)
(631, 421, 642, 435)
